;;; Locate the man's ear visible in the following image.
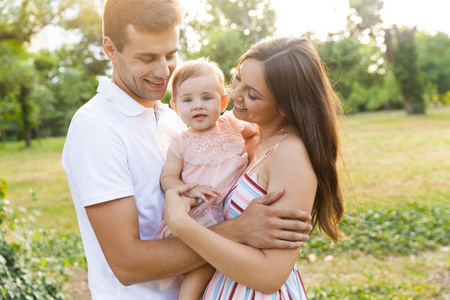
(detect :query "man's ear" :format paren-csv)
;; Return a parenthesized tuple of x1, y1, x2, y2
(170, 99, 178, 113)
(221, 95, 230, 112)
(103, 37, 117, 64)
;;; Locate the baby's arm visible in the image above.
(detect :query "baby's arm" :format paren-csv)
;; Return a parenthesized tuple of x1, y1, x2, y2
(160, 148, 185, 192)
(179, 265, 215, 300)
(241, 121, 258, 140)
(161, 144, 219, 201)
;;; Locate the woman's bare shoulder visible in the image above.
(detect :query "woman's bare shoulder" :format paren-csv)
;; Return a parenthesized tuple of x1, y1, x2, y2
(273, 134, 308, 159)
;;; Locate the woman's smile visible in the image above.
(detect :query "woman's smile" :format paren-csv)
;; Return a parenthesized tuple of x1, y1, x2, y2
(233, 102, 247, 111)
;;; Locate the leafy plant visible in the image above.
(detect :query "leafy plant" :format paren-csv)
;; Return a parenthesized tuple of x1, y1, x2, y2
(300, 202, 449, 259)
(0, 179, 66, 299)
(308, 279, 442, 299)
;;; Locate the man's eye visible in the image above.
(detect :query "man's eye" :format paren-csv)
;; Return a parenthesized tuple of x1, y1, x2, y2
(166, 54, 177, 60)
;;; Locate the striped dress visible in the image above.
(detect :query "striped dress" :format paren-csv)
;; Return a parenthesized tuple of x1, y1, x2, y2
(202, 135, 308, 300)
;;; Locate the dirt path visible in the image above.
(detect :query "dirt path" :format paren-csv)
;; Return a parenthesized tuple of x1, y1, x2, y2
(63, 267, 90, 299)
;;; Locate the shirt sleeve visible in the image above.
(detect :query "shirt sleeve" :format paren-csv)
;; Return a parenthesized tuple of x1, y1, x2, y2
(62, 116, 134, 207)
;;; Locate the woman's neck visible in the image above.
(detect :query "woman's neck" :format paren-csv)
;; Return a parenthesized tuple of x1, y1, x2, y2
(258, 123, 289, 145)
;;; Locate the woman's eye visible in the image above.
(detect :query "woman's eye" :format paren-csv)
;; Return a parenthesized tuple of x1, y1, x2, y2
(247, 91, 257, 100)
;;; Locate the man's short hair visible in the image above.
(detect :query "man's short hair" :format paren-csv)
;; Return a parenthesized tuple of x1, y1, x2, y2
(103, 0, 184, 52)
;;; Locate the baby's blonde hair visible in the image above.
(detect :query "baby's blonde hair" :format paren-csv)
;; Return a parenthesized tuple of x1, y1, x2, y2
(171, 57, 226, 101)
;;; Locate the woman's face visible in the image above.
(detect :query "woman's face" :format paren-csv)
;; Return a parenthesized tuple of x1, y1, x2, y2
(231, 58, 283, 127)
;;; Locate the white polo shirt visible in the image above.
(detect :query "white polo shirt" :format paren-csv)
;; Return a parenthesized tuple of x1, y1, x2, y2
(62, 78, 186, 300)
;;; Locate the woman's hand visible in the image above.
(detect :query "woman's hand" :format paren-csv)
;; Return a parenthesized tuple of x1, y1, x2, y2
(163, 183, 200, 234)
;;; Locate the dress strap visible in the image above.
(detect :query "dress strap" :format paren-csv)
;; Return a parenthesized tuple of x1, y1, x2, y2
(247, 134, 290, 174)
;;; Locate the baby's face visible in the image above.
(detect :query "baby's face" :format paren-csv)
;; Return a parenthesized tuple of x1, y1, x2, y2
(174, 74, 225, 133)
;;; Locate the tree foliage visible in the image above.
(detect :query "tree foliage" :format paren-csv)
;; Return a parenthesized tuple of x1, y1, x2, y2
(348, 0, 426, 114)
(416, 31, 450, 105)
(1, 0, 450, 143)
(0, 180, 65, 299)
(347, 0, 384, 38)
(182, 0, 276, 80)
(385, 27, 425, 114)
(0, 0, 55, 42)
(0, 0, 107, 144)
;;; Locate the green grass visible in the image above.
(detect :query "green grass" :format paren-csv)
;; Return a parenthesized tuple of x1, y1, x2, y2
(300, 248, 449, 299)
(341, 107, 450, 210)
(0, 107, 449, 298)
(0, 137, 76, 232)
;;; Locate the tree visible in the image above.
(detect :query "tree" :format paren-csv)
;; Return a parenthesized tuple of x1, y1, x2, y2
(0, 0, 108, 143)
(348, 0, 426, 114)
(315, 33, 401, 113)
(385, 26, 425, 114)
(0, 0, 55, 42)
(347, 0, 384, 39)
(182, 0, 276, 81)
(416, 31, 450, 105)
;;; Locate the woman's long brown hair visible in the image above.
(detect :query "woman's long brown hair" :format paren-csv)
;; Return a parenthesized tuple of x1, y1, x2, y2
(237, 37, 345, 243)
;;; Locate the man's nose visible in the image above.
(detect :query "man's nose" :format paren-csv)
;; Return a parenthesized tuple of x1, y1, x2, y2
(154, 57, 170, 79)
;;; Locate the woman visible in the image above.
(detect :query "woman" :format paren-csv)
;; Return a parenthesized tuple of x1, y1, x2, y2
(163, 36, 346, 299)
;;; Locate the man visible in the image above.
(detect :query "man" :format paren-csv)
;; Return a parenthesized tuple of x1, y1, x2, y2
(62, 0, 312, 299)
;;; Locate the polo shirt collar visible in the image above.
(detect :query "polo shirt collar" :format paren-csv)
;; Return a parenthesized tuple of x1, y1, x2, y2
(97, 77, 169, 117)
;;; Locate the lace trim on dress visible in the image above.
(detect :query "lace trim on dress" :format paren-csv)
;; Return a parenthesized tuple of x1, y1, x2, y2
(175, 114, 246, 165)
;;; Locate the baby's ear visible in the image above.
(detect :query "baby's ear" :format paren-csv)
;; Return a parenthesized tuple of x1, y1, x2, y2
(170, 99, 178, 113)
(221, 95, 230, 112)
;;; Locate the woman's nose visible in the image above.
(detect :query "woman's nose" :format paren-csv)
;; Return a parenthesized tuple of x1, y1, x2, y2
(230, 87, 242, 102)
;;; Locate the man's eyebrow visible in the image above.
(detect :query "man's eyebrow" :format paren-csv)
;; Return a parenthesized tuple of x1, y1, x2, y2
(134, 48, 179, 57)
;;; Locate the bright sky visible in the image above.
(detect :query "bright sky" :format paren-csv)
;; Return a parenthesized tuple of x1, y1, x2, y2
(181, 0, 450, 39)
(30, 0, 450, 51)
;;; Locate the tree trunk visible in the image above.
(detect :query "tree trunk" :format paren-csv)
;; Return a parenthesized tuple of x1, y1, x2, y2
(18, 86, 32, 147)
(385, 25, 425, 115)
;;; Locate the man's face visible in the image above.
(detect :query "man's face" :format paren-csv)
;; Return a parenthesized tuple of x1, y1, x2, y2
(111, 25, 179, 107)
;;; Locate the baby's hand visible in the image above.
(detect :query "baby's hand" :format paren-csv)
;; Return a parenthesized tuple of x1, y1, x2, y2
(184, 185, 220, 203)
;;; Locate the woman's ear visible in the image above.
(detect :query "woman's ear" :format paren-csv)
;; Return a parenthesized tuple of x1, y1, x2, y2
(221, 95, 230, 112)
(103, 37, 117, 64)
(170, 99, 178, 113)
(278, 107, 286, 117)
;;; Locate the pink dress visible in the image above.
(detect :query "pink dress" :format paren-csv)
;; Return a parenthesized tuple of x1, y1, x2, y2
(154, 111, 248, 239)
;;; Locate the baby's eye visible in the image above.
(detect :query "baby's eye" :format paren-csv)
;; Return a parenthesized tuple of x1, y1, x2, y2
(203, 96, 212, 101)
(183, 98, 192, 103)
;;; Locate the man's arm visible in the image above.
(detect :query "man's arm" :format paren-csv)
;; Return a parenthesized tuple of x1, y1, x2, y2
(212, 189, 312, 249)
(87, 190, 311, 286)
(86, 195, 205, 286)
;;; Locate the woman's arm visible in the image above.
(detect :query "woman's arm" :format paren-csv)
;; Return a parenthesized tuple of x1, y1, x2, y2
(165, 136, 316, 293)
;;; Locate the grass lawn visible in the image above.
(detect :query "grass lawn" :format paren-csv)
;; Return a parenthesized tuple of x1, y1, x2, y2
(0, 106, 449, 299)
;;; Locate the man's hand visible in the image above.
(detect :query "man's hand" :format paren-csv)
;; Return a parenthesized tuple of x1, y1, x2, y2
(235, 189, 313, 249)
